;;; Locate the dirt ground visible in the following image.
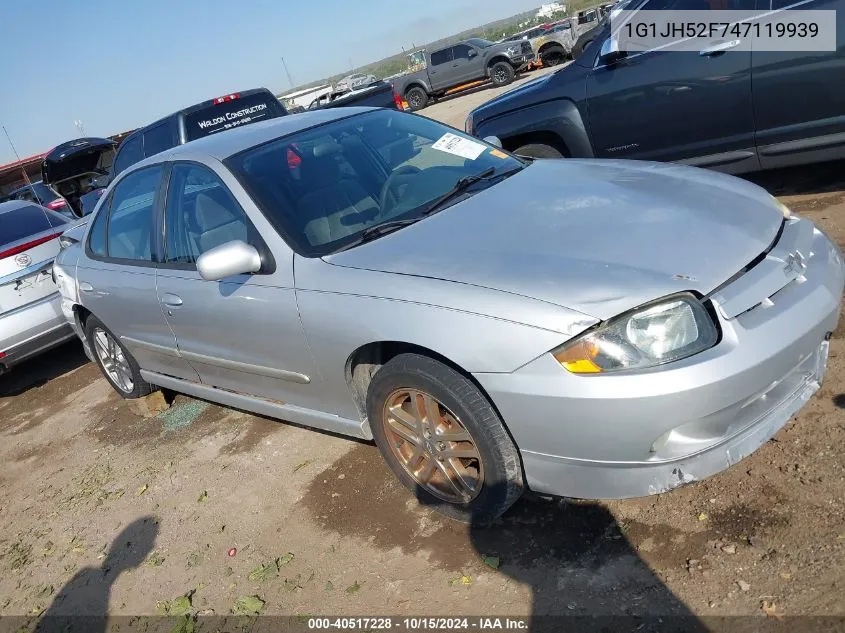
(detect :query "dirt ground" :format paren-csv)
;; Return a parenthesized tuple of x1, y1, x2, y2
(1, 70, 844, 626)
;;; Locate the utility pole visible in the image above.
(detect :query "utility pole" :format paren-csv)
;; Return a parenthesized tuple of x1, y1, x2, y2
(280, 57, 294, 89)
(2, 125, 32, 186)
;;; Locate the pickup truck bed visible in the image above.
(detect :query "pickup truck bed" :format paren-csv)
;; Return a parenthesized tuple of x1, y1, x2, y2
(310, 82, 401, 111)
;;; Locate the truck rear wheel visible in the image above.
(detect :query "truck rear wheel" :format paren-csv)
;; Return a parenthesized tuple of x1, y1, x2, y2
(489, 62, 515, 87)
(405, 86, 428, 111)
(513, 143, 565, 159)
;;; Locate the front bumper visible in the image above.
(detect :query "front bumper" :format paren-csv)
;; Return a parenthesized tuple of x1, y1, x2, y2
(1, 292, 76, 372)
(475, 220, 844, 499)
(509, 54, 535, 69)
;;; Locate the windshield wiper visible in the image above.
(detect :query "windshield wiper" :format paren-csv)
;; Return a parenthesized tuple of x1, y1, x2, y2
(421, 167, 497, 216)
(331, 218, 422, 253)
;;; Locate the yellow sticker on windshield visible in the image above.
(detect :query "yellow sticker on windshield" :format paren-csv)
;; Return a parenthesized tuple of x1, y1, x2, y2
(489, 149, 509, 159)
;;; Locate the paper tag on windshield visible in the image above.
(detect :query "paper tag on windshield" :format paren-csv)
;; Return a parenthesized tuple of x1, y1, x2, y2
(431, 133, 486, 160)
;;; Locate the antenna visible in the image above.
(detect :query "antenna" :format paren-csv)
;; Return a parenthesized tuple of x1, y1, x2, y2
(74, 120, 86, 136)
(2, 125, 32, 186)
(280, 57, 294, 89)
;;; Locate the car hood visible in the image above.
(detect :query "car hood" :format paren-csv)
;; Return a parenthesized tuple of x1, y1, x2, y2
(41, 137, 116, 185)
(326, 159, 784, 320)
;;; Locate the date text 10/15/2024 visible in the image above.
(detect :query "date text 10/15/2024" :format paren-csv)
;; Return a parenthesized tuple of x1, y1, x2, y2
(307, 617, 528, 630)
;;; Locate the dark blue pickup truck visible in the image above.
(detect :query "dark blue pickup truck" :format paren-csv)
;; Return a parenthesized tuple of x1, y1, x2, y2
(467, 0, 845, 175)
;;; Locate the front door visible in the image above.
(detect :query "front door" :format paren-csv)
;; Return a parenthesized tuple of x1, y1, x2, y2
(584, 0, 758, 172)
(76, 165, 198, 381)
(155, 161, 317, 406)
(450, 44, 480, 85)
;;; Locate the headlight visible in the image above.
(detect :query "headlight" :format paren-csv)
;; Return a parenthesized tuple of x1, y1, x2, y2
(464, 112, 474, 134)
(554, 294, 718, 374)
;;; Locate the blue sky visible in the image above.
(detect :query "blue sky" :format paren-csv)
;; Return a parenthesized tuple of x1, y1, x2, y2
(0, 0, 541, 163)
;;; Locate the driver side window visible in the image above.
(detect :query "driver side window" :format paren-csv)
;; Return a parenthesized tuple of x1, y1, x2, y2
(163, 164, 250, 265)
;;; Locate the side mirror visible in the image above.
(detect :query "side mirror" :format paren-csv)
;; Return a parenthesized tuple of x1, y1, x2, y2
(483, 135, 503, 148)
(468, 49, 478, 58)
(196, 240, 262, 281)
(599, 35, 625, 64)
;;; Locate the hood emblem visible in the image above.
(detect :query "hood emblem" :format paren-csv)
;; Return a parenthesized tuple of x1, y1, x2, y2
(783, 251, 806, 276)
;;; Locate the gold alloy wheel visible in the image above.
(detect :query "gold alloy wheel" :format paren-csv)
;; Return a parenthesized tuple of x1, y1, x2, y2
(382, 389, 484, 503)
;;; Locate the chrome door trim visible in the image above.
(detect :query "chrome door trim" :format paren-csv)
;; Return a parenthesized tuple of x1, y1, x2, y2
(177, 349, 311, 384)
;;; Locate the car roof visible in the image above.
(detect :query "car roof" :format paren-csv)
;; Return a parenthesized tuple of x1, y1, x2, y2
(129, 106, 377, 167)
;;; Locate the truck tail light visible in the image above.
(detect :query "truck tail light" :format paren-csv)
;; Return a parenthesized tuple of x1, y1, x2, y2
(392, 87, 403, 110)
(212, 94, 240, 105)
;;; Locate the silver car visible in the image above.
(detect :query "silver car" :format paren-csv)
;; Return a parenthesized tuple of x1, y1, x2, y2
(53, 108, 844, 521)
(0, 201, 76, 374)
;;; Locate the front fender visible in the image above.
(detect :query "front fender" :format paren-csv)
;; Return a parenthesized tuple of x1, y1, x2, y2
(474, 97, 594, 158)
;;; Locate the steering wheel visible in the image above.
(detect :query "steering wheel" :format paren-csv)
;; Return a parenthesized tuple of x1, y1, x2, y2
(379, 165, 421, 215)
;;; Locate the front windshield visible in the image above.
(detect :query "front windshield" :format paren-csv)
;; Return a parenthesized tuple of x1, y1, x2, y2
(227, 109, 524, 257)
(465, 38, 494, 48)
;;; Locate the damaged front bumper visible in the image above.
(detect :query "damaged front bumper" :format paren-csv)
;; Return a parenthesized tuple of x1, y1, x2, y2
(475, 219, 843, 499)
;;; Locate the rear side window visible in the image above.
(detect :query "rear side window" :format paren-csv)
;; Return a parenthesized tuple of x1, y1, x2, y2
(143, 122, 176, 158)
(430, 49, 451, 65)
(113, 135, 144, 176)
(0, 204, 67, 245)
(184, 92, 286, 141)
(104, 167, 162, 261)
(87, 200, 109, 257)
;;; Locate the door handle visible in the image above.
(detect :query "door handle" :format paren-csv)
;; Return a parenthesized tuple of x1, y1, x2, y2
(699, 39, 741, 56)
(79, 282, 94, 293)
(161, 293, 183, 307)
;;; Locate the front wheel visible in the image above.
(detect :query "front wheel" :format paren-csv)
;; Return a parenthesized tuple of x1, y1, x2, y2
(489, 62, 515, 87)
(85, 315, 153, 399)
(513, 143, 565, 159)
(367, 353, 524, 522)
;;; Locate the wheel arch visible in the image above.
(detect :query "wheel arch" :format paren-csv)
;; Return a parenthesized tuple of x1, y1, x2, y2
(402, 81, 429, 97)
(486, 55, 514, 71)
(344, 341, 518, 450)
(538, 41, 566, 56)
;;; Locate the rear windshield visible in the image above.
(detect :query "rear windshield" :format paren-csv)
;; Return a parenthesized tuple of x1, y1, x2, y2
(0, 204, 67, 245)
(184, 93, 286, 141)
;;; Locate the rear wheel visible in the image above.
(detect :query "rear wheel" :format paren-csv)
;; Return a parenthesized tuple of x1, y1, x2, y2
(513, 143, 565, 159)
(489, 62, 515, 87)
(540, 48, 566, 67)
(85, 315, 152, 399)
(367, 353, 523, 522)
(404, 86, 428, 111)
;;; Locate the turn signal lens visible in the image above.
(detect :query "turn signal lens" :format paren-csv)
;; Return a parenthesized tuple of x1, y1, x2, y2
(553, 340, 602, 374)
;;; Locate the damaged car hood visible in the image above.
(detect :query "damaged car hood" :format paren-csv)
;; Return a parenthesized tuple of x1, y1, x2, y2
(326, 159, 784, 320)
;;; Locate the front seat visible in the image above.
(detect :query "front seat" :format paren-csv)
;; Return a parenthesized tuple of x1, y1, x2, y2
(193, 188, 248, 254)
(298, 141, 379, 246)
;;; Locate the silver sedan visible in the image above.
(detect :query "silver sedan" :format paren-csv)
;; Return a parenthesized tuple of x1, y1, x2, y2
(53, 107, 844, 521)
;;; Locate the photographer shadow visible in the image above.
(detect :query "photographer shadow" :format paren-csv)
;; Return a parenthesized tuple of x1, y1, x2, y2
(418, 484, 707, 633)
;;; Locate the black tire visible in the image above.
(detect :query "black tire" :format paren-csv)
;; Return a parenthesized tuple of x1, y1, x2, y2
(84, 315, 153, 399)
(489, 61, 515, 87)
(513, 143, 565, 159)
(404, 86, 428, 111)
(540, 49, 565, 67)
(367, 353, 523, 523)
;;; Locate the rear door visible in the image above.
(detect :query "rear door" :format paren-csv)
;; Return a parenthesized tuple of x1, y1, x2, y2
(427, 48, 455, 90)
(752, 0, 845, 169)
(75, 166, 199, 381)
(0, 203, 68, 349)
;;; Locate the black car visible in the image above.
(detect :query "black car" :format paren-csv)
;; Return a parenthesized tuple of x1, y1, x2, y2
(41, 138, 116, 217)
(112, 88, 287, 176)
(467, 0, 845, 175)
